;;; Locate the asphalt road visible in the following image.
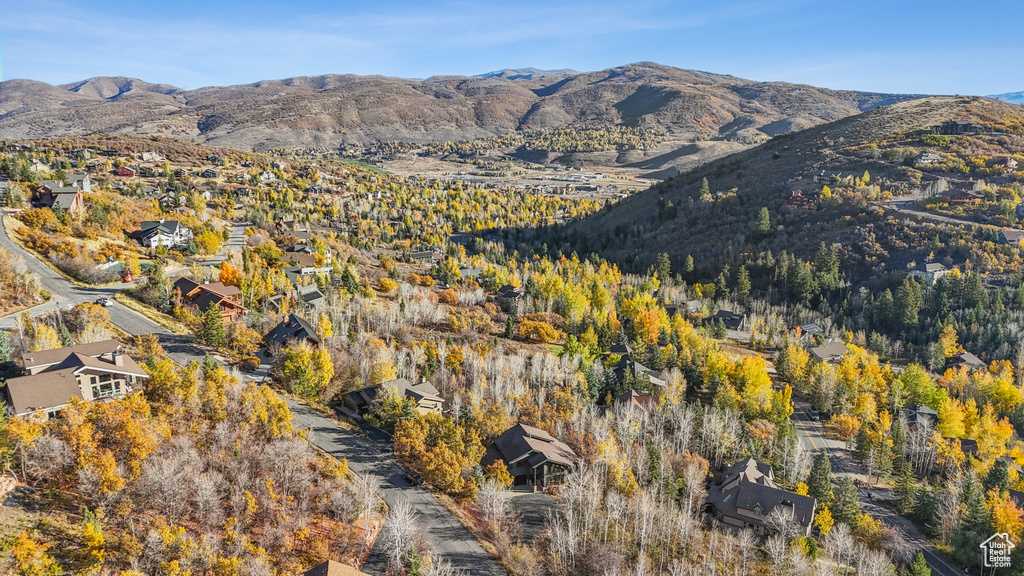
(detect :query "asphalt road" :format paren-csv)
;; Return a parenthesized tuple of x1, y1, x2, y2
(881, 200, 999, 231)
(792, 400, 965, 576)
(0, 210, 504, 576)
(287, 401, 506, 576)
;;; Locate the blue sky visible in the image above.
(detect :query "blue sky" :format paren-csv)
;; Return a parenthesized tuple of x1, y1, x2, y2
(2, 0, 1021, 95)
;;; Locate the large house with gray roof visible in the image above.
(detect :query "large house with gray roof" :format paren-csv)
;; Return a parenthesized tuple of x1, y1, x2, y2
(343, 378, 443, 416)
(3, 340, 149, 420)
(480, 423, 578, 488)
(705, 458, 816, 537)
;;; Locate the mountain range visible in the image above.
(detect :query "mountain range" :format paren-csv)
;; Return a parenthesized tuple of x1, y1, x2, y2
(991, 91, 1024, 105)
(0, 63, 918, 175)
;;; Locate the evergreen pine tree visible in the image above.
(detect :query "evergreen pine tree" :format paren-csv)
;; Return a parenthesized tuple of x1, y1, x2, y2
(807, 452, 835, 509)
(198, 303, 227, 348)
(754, 207, 772, 237)
(983, 460, 1011, 495)
(656, 252, 672, 282)
(855, 423, 872, 461)
(962, 471, 989, 529)
(890, 417, 907, 465)
(736, 266, 751, 301)
(58, 323, 73, 347)
(896, 460, 916, 514)
(832, 477, 859, 525)
(835, 475, 860, 524)
(908, 553, 930, 576)
(874, 437, 893, 481)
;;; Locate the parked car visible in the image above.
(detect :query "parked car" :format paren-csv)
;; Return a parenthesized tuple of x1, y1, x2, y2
(808, 408, 820, 421)
(95, 297, 113, 307)
(403, 471, 423, 486)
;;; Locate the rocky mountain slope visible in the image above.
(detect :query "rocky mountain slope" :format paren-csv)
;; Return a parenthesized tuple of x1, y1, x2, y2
(0, 62, 916, 173)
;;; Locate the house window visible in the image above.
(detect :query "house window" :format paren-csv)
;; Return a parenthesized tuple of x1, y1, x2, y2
(92, 379, 123, 399)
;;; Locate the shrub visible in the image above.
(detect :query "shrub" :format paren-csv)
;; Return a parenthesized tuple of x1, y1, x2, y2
(439, 288, 458, 305)
(240, 356, 261, 372)
(376, 277, 398, 293)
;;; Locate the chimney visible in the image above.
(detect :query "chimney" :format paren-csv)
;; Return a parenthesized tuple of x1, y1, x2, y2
(159, 218, 165, 224)
(114, 350, 124, 367)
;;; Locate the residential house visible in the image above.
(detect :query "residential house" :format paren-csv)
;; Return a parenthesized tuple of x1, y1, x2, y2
(944, 189, 984, 205)
(407, 250, 439, 264)
(460, 267, 482, 280)
(270, 284, 326, 313)
(207, 154, 223, 165)
(4, 340, 149, 420)
(496, 284, 524, 308)
(302, 560, 370, 576)
(201, 169, 218, 179)
(610, 343, 636, 357)
(613, 389, 656, 414)
(137, 219, 193, 249)
(710, 309, 746, 331)
(117, 166, 138, 177)
(947, 351, 986, 371)
(172, 278, 247, 322)
(704, 458, 816, 536)
(793, 323, 827, 344)
(288, 243, 332, 265)
(264, 314, 322, 349)
(939, 120, 982, 135)
(343, 378, 444, 416)
(614, 357, 667, 388)
(141, 152, 164, 163)
(1004, 157, 1019, 172)
(786, 190, 815, 207)
(809, 341, 848, 364)
(901, 405, 939, 428)
(66, 172, 91, 193)
(916, 152, 944, 165)
(480, 423, 577, 488)
(38, 183, 85, 215)
(999, 229, 1024, 245)
(908, 262, 951, 286)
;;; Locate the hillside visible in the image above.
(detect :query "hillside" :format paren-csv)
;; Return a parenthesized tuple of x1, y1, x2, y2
(0, 62, 916, 174)
(563, 96, 1024, 283)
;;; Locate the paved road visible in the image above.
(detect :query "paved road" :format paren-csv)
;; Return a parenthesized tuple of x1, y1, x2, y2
(792, 400, 965, 576)
(288, 401, 505, 576)
(1, 210, 502, 576)
(880, 200, 999, 231)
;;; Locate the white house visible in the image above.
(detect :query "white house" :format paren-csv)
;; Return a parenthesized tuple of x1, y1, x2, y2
(138, 219, 194, 249)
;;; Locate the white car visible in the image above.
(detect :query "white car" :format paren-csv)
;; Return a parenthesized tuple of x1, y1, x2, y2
(95, 297, 113, 307)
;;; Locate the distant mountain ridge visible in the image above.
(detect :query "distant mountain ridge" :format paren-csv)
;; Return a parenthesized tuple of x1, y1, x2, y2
(473, 68, 578, 80)
(0, 62, 919, 173)
(990, 91, 1024, 105)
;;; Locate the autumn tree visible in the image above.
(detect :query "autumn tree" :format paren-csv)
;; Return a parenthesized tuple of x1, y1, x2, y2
(278, 343, 334, 399)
